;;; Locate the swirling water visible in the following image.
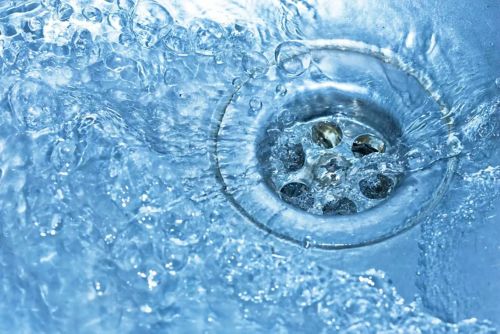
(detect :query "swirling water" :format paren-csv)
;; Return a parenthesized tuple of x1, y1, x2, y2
(0, 0, 498, 332)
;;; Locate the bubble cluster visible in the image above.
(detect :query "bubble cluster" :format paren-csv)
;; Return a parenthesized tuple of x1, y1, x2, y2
(132, 0, 174, 47)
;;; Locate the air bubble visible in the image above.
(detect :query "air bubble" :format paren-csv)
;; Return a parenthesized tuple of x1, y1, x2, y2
(71, 29, 94, 60)
(359, 174, 394, 200)
(232, 77, 243, 88)
(57, 3, 74, 21)
(275, 41, 311, 77)
(8, 80, 60, 131)
(131, 0, 173, 48)
(119, 33, 134, 47)
(312, 122, 342, 148)
(163, 25, 191, 56)
(190, 19, 226, 56)
(107, 13, 125, 31)
(28, 17, 44, 32)
(249, 98, 263, 112)
(82, 6, 102, 23)
(242, 51, 269, 78)
(117, 0, 134, 10)
(50, 139, 78, 173)
(352, 134, 385, 157)
(275, 84, 287, 96)
(104, 53, 134, 71)
(322, 198, 357, 215)
(495, 77, 500, 89)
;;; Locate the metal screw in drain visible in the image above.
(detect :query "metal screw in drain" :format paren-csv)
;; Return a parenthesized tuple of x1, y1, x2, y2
(214, 40, 457, 249)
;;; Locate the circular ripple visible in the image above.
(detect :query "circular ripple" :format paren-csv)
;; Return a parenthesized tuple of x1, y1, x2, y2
(213, 39, 457, 249)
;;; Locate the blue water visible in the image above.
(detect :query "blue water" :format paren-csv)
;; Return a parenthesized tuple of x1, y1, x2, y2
(0, 0, 499, 332)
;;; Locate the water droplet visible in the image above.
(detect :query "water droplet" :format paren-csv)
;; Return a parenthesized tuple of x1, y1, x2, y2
(190, 19, 226, 56)
(249, 97, 262, 112)
(163, 25, 191, 55)
(495, 77, 500, 88)
(242, 51, 269, 78)
(82, 6, 102, 23)
(131, 0, 173, 48)
(275, 41, 311, 77)
(57, 3, 74, 21)
(275, 84, 287, 96)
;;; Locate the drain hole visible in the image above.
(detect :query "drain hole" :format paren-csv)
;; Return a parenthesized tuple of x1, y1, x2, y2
(312, 122, 342, 148)
(278, 143, 305, 172)
(352, 134, 385, 157)
(359, 174, 394, 199)
(280, 182, 314, 210)
(322, 197, 357, 215)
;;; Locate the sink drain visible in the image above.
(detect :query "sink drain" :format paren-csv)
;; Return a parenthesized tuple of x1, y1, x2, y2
(261, 96, 404, 216)
(213, 40, 457, 249)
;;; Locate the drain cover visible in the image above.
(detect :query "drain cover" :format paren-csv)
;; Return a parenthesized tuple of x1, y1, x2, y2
(214, 40, 457, 249)
(261, 97, 403, 216)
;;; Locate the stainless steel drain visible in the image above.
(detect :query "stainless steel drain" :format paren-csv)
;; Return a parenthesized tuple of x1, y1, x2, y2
(213, 40, 458, 249)
(259, 94, 404, 216)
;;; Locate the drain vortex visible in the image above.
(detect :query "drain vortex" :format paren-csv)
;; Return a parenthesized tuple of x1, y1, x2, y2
(213, 40, 458, 249)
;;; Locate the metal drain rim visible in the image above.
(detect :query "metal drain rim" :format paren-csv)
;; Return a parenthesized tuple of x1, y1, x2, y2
(211, 39, 458, 250)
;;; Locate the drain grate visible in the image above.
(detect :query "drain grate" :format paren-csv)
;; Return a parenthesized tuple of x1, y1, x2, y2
(264, 104, 402, 216)
(213, 40, 457, 249)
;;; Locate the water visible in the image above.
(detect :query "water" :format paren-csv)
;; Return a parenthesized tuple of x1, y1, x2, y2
(0, 0, 498, 332)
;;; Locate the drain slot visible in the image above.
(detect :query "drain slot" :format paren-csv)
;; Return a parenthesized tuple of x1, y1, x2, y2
(352, 134, 386, 157)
